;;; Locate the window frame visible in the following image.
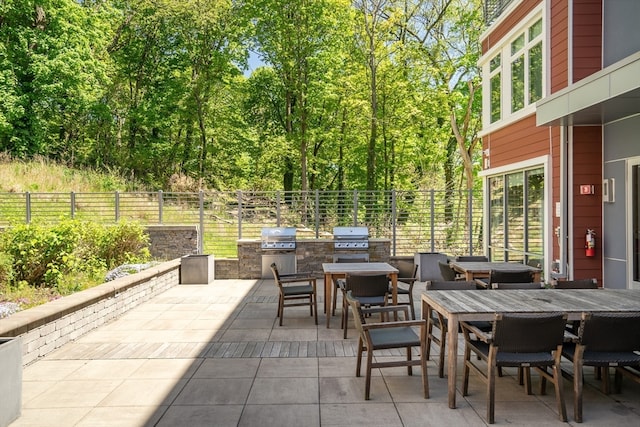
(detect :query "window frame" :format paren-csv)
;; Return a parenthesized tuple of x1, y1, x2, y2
(481, 155, 550, 277)
(480, 7, 545, 131)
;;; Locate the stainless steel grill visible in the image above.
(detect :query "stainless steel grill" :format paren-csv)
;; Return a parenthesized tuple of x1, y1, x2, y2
(261, 227, 297, 250)
(333, 226, 369, 249)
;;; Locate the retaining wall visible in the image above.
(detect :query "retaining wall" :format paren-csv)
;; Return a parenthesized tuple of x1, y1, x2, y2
(0, 259, 181, 366)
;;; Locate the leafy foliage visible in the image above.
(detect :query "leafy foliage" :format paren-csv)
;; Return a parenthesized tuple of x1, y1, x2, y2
(0, 220, 150, 291)
(0, 0, 484, 193)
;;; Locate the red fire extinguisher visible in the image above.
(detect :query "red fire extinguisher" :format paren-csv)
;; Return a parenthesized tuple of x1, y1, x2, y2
(585, 229, 596, 257)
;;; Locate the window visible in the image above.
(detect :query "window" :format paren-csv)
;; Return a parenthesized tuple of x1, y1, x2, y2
(482, 14, 544, 127)
(490, 55, 501, 123)
(488, 167, 544, 266)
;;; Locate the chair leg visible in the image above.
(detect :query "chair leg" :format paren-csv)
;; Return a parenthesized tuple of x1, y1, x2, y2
(438, 328, 447, 378)
(553, 364, 567, 422)
(462, 344, 471, 396)
(312, 293, 318, 325)
(406, 346, 413, 376)
(425, 319, 433, 359)
(332, 282, 339, 316)
(487, 362, 496, 424)
(356, 338, 364, 377)
(365, 349, 374, 400)
(342, 299, 349, 339)
(408, 292, 416, 320)
(420, 339, 429, 399)
(574, 361, 584, 423)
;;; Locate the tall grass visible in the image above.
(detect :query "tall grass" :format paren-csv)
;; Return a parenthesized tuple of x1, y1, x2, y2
(0, 153, 133, 193)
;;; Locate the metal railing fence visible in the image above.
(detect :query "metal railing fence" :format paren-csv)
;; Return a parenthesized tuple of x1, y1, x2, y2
(0, 189, 484, 258)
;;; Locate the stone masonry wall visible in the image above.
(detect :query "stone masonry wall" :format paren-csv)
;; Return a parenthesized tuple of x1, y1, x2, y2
(0, 260, 181, 366)
(146, 225, 198, 260)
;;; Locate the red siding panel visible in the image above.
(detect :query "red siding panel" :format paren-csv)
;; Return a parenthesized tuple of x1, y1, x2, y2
(571, 126, 602, 283)
(573, 0, 602, 82)
(551, 0, 569, 92)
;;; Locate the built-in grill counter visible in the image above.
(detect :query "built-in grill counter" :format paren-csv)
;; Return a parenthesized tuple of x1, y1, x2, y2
(332, 226, 370, 262)
(236, 227, 391, 279)
(260, 227, 297, 278)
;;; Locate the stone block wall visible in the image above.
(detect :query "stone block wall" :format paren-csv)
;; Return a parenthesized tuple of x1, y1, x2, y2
(0, 260, 181, 366)
(236, 239, 391, 279)
(146, 225, 198, 260)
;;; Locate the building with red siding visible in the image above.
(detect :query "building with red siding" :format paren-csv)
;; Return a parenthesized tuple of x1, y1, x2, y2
(479, 0, 640, 288)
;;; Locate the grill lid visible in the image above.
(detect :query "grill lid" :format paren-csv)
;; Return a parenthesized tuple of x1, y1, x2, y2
(333, 226, 369, 249)
(261, 227, 296, 250)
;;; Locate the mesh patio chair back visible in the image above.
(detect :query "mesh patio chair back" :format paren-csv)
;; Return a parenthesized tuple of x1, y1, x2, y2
(492, 282, 541, 289)
(579, 312, 640, 352)
(553, 278, 598, 289)
(438, 261, 457, 281)
(490, 269, 535, 284)
(461, 312, 568, 423)
(341, 273, 389, 338)
(491, 313, 567, 354)
(456, 255, 489, 262)
(563, 312, 640, 422)
(391, 260, 419, 319)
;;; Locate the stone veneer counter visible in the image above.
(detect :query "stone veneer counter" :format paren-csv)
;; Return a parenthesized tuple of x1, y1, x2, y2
(237, 238, 391, 279)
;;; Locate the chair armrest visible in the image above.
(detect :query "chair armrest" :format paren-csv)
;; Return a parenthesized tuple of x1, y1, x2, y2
(460, 321, 491, 343)
(362, 319, 426, 331)
(475, 278, 489, 289)
(280, 272, 315, 279)
(278, 276, 315, 284)
(362, 305, 409, 317)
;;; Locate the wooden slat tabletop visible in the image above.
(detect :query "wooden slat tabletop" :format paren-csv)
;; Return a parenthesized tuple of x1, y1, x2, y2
(422, 289, 640, 321)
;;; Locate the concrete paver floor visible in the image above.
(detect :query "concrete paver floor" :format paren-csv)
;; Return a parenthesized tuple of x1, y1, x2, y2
(11, 279, 640, 426)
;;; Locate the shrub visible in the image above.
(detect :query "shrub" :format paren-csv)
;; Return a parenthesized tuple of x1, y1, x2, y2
(0, 220, 151, 291)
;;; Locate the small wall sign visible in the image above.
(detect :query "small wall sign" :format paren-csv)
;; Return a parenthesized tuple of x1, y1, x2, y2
(579, 184, 594, 195)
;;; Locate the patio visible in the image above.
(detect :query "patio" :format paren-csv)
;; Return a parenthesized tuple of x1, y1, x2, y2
(11, 278, 640, 426)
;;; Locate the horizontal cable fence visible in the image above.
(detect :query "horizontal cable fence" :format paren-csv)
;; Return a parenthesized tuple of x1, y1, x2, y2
(0, 190, 483, 258)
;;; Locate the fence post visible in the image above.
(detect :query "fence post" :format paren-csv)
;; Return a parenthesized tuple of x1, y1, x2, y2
(25, 192, 31, 224)
(237, 190, 243, 239)
(70, 192, 75, 219)
(314, 190, 320, 239)
(158, 190, 163, 224)
(430, 190, 435, 252)
(468, 189, 473, 255)
(352, 190, 358, 226)
(199, 190, 204, 254)
(115, 191, 120, 222)
(276, 191, 281, 227)
(391, 190, 397, 257)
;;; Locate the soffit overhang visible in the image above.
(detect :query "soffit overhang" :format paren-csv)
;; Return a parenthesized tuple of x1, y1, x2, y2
(536, 52, 640, 126)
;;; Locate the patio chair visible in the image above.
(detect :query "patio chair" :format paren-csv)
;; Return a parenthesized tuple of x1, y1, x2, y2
(476, 269, 535, 289)
(270, 263, 318, 326)
(461, 313, 568, 424)
(340, 273, 389, 339)
(456, 255, 489, 262)
(425, 280, 478, 377)
(552, 278, 598, 334)
(553, 278, 598, 289)
(561, 312, 640, 423)
(345, 291, 429, 400)
(492, 282, 542, 289)
(387, 260, 418, 319)
(331, 256, 369, 316)
(438, 261, 457, 281)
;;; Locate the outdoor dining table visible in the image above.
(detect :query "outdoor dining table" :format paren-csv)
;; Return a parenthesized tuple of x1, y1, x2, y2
(449, 260, 542, 282)
(322, 262, 399, 328)
(420, 288, 640, 408)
